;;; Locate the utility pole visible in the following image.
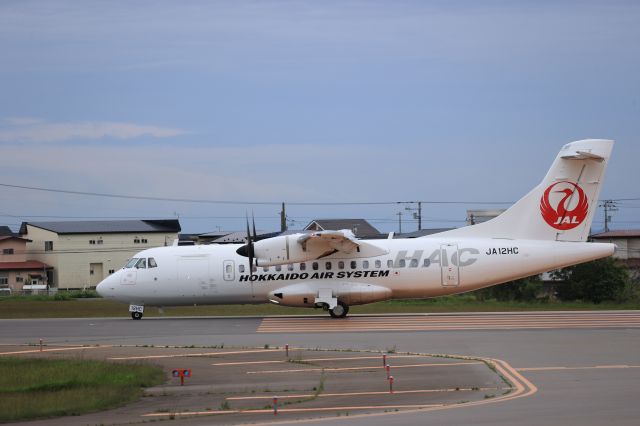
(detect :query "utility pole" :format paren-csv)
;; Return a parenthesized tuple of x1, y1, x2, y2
(599, 200, 618, 232)
(403, 201, 422, 231)
(396, 212, 403, 234)
(280, 202, 287, 232)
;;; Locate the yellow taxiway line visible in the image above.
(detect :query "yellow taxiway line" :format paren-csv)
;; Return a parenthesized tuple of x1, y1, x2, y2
(108, 348, 280, 360)
(0, 346, 109, 356)
(518, 364, 640, 371)
(226, 387, 501, 401)
(212, 354, 426, 366)
(246, 361, 482, 374)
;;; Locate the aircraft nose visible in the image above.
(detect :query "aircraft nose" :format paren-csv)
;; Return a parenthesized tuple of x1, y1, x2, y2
(96, 274, 115, 298)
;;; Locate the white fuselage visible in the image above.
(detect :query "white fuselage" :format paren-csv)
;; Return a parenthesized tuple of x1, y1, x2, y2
(97, 237, 615, 307)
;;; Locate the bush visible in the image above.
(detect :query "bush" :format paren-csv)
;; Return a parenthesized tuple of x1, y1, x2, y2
(474, 275, 543, 302)
(552, 257, 630, 303)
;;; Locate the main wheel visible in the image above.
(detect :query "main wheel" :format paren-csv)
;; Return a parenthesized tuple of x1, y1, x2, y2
(131, 311, 143, 320)
(329, 301, 349, 318)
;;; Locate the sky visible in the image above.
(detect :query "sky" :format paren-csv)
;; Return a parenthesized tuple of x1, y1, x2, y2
(0, 0, 639, 234)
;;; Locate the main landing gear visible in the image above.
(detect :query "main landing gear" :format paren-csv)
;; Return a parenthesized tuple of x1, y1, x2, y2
(131, 311, 143, 320)
(329, 301, 349, 318)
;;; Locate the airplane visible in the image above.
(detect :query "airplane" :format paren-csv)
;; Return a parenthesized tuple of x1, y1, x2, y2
(97, 139, 616, 320)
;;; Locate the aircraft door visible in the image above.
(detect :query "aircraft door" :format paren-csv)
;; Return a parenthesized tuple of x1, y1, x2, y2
(223, 260, 235, 281)
(440, 244, 460, 287)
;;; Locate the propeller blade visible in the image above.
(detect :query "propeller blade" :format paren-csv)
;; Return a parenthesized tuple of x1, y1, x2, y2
(246, 214, 254, 275)
(252, 212, 257, 241)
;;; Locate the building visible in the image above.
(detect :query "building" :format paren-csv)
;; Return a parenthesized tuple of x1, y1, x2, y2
(0, 226, 15, 237)
(20, 219, 181, 289)
(466, 209, 506, 225)
(395, 228, 455, 238)
(304, 219, 382, 239)
(591, 230, 640, 260)
(0, 235, 52, 293)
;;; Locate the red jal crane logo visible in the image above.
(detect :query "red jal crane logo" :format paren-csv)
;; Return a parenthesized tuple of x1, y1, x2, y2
(540, 181, 589, 230)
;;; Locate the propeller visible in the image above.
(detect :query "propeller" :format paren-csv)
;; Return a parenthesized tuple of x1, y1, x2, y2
(236, 212, 257, 275)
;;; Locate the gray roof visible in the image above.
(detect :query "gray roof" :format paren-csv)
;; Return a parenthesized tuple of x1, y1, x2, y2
(20, 219, 181, 235)
(209, 230, 279, 244)
(304, 219, 381, 238)
(396, 228, 455, 238)
(591, 229, 640, 239)
(0, 226, 14, 236)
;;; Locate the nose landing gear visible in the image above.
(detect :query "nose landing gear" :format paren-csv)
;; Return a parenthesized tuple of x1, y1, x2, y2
(129, 304, 144, 320)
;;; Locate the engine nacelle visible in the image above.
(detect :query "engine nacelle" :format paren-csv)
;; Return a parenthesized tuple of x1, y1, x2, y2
(253, 234, 330, 267)
(268, 282, 392, 308)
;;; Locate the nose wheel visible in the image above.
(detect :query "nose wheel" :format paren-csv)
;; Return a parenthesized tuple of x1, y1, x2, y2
(131, 311, 143, 320)
(329, 301, 349, 318)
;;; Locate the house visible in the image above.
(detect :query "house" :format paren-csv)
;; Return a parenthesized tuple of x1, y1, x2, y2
(0, 235, 52, 293)
(0, 226, 15, 236)
(304, 219, 382, 239)
(20, 219, 181, 290)
(466, 209, 506, 225)
(591, 230, 640, 261)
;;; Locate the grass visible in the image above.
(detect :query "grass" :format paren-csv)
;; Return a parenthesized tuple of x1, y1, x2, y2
(0, 357, 164, 422)
(0, 295, 639, 319)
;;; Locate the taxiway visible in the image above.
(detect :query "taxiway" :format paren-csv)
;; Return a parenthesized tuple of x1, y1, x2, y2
(2, 311, 639, 425)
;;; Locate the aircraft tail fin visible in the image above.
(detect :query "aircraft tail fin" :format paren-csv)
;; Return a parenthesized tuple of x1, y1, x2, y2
(429, 139, 614, 242)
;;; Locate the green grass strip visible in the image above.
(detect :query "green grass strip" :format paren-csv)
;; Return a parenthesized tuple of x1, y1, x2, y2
(1, 296, 639, 319)
(0, 357, 164, 422)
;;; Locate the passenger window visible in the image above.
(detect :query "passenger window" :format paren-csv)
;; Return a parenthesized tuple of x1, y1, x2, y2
(263, 267, 269, 272)
(363, 260, 369, 269)
(410, 259, 418, 268)
(251, 265, 257, 273)
(148, 258, 157, 268)
(312, 262, 319, 270)
(375, 260, 381, 268)
(239, 264, 245, 273)
(423, 259, 431, 267)
(350, 261, 357, 269)
(135, 258, 146, 269)
(226, 264, 231, 274)
(325, 262, 332, 270)
(387, 259, 393, 268)
(338, 261, 345, 269)
(287, 264, 294, 271)
(399, 259, 406, 268)
(275, 265, 281, 272)
(300, 263, 306, 271)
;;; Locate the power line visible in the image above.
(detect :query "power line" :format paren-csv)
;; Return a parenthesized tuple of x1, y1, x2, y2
(0, 182, 514, 206)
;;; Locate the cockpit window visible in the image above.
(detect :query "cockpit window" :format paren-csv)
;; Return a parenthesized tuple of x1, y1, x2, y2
(135, 258, 147, 269)
(125, 258, 139, 268)
(148, 257, 157, 268)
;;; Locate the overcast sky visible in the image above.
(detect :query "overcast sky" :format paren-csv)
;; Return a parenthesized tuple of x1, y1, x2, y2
(1, 0, 639, 234)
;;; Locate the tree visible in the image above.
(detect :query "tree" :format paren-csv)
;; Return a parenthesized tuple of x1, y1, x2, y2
(552, 257, 629, 303)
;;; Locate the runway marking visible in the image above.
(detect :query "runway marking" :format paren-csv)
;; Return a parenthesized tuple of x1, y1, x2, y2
(257, 312, 640, 333)
(0, 346, 108, 356)
(226, 387, 501, 400)
(518, 364, 640, 371)
(212, 354, 425, 366)
(246, 361, 482, 374)
(108, 348, 280, 360)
